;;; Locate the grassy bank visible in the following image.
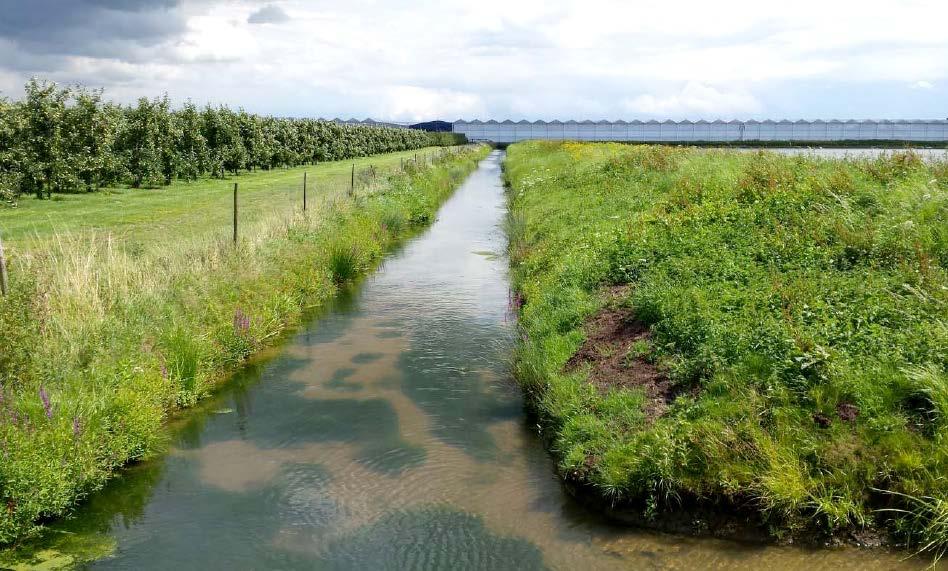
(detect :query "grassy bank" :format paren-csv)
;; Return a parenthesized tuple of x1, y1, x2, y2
(505, 142, 948, 554)
(0, 144, 490, 544)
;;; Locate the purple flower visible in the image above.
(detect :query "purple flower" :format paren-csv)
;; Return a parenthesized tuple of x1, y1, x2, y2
(39, 386, 52, 419)
(72, 416, 82, 437)
(233, 308, 251, 335)
(506, 289, 525, 322)
(507, 289, 524, 311)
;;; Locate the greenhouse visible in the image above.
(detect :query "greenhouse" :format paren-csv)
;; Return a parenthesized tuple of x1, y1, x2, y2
(452, 119, 948, 143)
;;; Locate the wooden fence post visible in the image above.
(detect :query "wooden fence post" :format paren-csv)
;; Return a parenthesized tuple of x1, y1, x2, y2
(303, 171, 307, 212)
(0, 230, 8, 296)
(349, 164, 355, 197)
(233, 182, 238, 245)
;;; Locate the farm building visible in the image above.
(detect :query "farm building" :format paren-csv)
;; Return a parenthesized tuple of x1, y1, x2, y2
(452, 119, 948, 143)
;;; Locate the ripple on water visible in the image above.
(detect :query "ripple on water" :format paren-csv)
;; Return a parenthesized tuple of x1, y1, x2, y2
(272, 463, 339, 530)
(315, 506, 550, 571)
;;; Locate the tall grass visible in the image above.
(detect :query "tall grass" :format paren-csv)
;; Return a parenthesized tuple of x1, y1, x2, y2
(505, 142, 948, 553)
(0, 144, 490, 544)
(879, 488, 948, 563)
(327, 240, 364, 283)
(503, 209, 528, 265)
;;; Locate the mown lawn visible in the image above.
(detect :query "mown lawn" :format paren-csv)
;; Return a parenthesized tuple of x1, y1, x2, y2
(0, 146, 446, 253)
(505, 141, 948, 554)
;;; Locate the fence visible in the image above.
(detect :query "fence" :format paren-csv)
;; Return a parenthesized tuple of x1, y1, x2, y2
(0, 145, 476, 294)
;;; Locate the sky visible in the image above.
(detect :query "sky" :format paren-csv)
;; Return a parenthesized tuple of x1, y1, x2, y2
(0, 0, 946, 122)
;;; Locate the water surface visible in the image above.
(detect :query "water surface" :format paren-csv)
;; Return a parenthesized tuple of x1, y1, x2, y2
(46, 150, 938, 570)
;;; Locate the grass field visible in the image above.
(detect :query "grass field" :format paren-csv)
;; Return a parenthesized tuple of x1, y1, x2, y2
(505, 142, 948, 555)
(0, 144, 489, 544)
(0, 146, 447, 254)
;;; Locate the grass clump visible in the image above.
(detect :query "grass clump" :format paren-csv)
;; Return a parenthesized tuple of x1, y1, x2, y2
(327, 240, 364, 284)
(504, 141, 948, 553)
(0, 145, 489, 545)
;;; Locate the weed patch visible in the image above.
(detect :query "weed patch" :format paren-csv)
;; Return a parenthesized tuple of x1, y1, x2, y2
(505, 141, 948, 554)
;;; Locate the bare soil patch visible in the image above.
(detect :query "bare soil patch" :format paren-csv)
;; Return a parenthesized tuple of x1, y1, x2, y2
(565, 287, 681, 421)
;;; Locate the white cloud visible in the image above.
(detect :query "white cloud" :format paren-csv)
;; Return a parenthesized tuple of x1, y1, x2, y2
(1, 0, 947, 119)
(376, 86, 486, 122)
(175, 9, 259, 63)
(623, 83, 762, 118)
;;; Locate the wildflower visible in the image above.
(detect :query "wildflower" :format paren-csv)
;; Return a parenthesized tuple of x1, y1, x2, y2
(506, 289, 524, 311)
(233, 308, 251, 334)
(72, 416, 82, 437)
(39, 386, 53, 419)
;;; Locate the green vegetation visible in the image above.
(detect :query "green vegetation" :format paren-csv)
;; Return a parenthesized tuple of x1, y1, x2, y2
(0, 79, 458, 205)
(426, 132, 469, 147)
(505, 142, 948, 554)
(0, 146, 446, 251)
(0, 143, 490, 544)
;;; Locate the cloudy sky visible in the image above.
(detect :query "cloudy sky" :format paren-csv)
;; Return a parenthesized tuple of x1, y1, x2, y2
(0, 0, 946, 121)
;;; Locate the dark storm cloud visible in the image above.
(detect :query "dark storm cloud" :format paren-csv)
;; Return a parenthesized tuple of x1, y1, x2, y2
(0, 0, 187, 61)
(247, 4, 290, 24)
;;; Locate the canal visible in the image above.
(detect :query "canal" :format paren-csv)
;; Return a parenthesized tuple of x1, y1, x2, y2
(40, 150, 935, 570)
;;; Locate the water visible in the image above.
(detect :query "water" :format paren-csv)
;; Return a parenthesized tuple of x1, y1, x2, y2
(43, 151, 936, 569)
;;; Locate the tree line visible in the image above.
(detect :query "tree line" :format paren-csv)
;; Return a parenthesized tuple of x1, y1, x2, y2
(0, 79, 462, 203)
